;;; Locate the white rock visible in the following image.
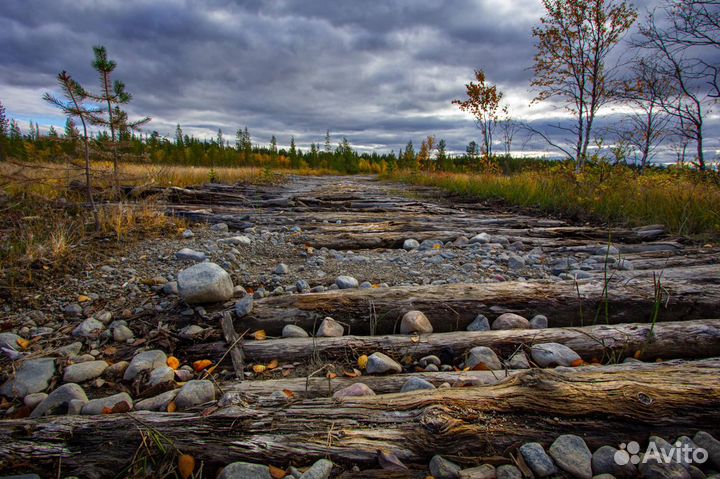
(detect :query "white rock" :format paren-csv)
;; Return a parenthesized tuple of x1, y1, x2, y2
(177, 262, 234, 304)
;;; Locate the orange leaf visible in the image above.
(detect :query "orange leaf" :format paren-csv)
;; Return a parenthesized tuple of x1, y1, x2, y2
(357, 355, 368, 369)
(167, 356, 180, 370)
(571, 359, 586, 367)
(16, 338, 30, 350)
(111, 401, 131, 413)
(77, 295, 91, 302)
(254, 330, 267, 341)
(167, 401, 177, 413)
(253, 364, 267, 374)
(102, 406, 113, 414)
(178, 454, 195, 479)
(343, 369, 360, 378)
(269, 465, 287, 479)
(282, 389, 295, 398)
(193, 360, 213, 372)
(471, 363, 490, 371)
(326, 372, 337, 379)
(267, 359, 279, 370)
(634, 350, 642, 360)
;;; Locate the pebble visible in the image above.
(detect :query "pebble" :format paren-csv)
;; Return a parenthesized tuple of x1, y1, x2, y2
(274, 263, 289, 275)
(317, 317, 344, 337)
(335, 275, 359, 289)
(595, 245, 620, 256)
(105, 361, 129, 378)
(469, 233, 491, 244)
(529, 314, 548, 329)
(124, 350, 168, 381)
(0, 358, 56, 397)
(163, 281, 179, 295)
(296, 279, 310, 292)
(148, 366, 175, 386)
(218, 462, 272, 479)
(234, 295, 254, 318)
(430, 455, 462, 479)
(418, 239, 444, 250)
(72, 317, 105, 337)
(24, 392, 48, 409)
(221, 235, 251, 246)
(182, 229, 195, 238)
(175, 380, 215, 410)
(491, 313, 530, 330)
(63, 360, 109, 383)
(179, 325, 204, 339)
(496, 464, 522, 479)
(113, 325, 134, 342)
(467, 314, 490, 331)
(548, 434, 592, 479)
(531, 343, 582, 367)
(135, 389, 179, 411)
(403, 239, 420, 250)
(400, 377, 436, 393)
(693, 431, 720, 469)
(282, 324, 309, 338)
(299, 459, 333, 479)
(508, 254, 525, 269)
(366, 352, 402, 374)
(64, 303, 83, 316)
(519, 442, 557, 477)
(175, 248, 207, 262)
(30, 383, 88, 418)
(57, 342, 83, 357)
(333, 383, 376, 398)
(400, 310, 433, 334)
(0, 332, 21, 351)
(419, 355, 441, 367)
(506, 351, 530, 369)
(592, 445, 637, 478)
(465, 346, 502, 370)
(459, 464, 495, 479)
(177, 262, 234, 304)
(81, 392, 133, 415)
(210, 223, 229, 233)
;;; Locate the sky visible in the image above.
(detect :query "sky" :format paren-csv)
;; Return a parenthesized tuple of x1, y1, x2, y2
(0, 0, 716, 162)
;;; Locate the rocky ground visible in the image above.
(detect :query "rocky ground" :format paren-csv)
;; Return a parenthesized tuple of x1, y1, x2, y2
(1, 175, 719, 479)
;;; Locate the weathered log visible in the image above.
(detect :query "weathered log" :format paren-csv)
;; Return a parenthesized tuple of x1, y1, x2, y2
(233, 280, 720, 336)
(1, 360, 718, 478)
(192, 319, 720, 365)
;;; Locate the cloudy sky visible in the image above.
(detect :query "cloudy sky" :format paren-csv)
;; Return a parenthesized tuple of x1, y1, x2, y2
(0, 0, 714, 161)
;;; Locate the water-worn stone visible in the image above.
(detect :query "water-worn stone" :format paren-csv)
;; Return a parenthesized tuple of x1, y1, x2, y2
(113, 325, 134, 342)
(220, 235, 251, 246)
(403, 239, 420, 250)
(519, 442, 557, 477)
(299, 458, 333, 479)
(317, 317, 344, 337)
(333, 383, 376, 398)
(531, 343, 582, 367)
(335, 275, 359, 289)
(419, 239, 444, 250)
(465, 346, 502, 370)
(234, 295, 254, 318)
(135, 389, 179, 411)
(430, 455, 462, 479)
(177, 262, 233, 304)
(0, 358, 56, 397)
(72, 318, 105, 337)
(105, 361, 129, 378)
(163, 281, 179, 295)
(400, 377, 436, 393)
(592, 445, 637, 478)
(496, 464, 522, 479)
(63, 360, 108, 383)
(148, 366, 175, 386)
(366, 352, 402, 374)
(530, 314, 549, 329)
(549, 434, 592, 479)
(467, 314, 490, 331)
(459, 464, 496, 479)
(0, 332, 22, 351)
(175, 380, 215, 410)
(211, 222, 229, 233)
(282, 324, 309, 338)
(640, 462, 692, 479)
(506, 351, 530, 369)
(508, 255, 525, 269)
(400, 310, 433, 334)
(124, 350, 167, 381)
(82, 392, 133, 415)
(274, 263, 289, 275)
(469, 233, 491, 244)
(419, 355, 441, 367)
(30, 383, 88, 417)
(175, 248, 206, 262)
(491, 313, 530, 330)
(218, 462, 272, 479)
(693, 431, 720, 469)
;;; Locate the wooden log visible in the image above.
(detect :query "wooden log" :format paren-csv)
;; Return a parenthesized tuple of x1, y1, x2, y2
(233, 280, 720, 336)
(191, 319, 720, 363)
(1, 360, 718, 477)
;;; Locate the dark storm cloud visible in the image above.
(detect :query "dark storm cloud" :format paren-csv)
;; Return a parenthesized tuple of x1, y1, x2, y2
(1, 0, 713, 162)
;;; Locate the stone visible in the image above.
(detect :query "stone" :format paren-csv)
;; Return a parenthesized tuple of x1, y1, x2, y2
(175, 380, 215, 410)
(491, 313, 530, 330)
(218, 462, 272, 479)
(419, 355, 441, 367)
(333, 383, 376, 398)
(549, 434, 592, 479)
(595, 245, 620, 256)
(64, 303, 83, 316)
(211, 222, 229, 233)
(72, 318, 105, 337)
(508, 254, 525, 269)
(366, 352, 402, 374)
(113, 325, 134, 342)
(459, 464, 496, 479)
(467, 314, 490, 331)
(234, 295, 254, 318)
(519, 442, 557, 477)
(400, 377, 436, 393)
(82, 392, 133, 415)
(175, 248, 206, 262)
(465, 346, 502, 370)
(30, 383, 88, 417)
(57, 342, 83, 357)
(400, 310, 433, 334)
(530, 314, 549, 329)
(419, 239, 444, 251)
(63, 360, 108, 383)
(617, 259, 634, 270)
(177, 262, 233, 304)
(317, 317, 344, 337)
(469, 233, 491, 244)
(506, 351, 530, 369)
(221, 235, 251, 246)
(403, 239, 420, 250)
(179, 325, 204, 339)
(135, 389, 179, 411)
(693, 431, 720, 469)
(274, 263, 289, 275)
(639, 462, 692, 479)
(0, 332, 22, 351)
(496, 465, 522, 479)
(24, 392, 48, 409)
(148, 366, 175, 386)
(182, 229, 194, 238)
(0, 358, 56, 397)
(296, 279, 310, 292)
(282, 324, 309, 338)
(592, 445, 637, 478)
(335, 275, 359, 289)
(531, 343, 582, 367)
(105, 361, 129, 378)
(163, 281, 179, 295)
(430, 455, 462, 479)
(299, 458, 334, 479)
(124, 350, 167, 381)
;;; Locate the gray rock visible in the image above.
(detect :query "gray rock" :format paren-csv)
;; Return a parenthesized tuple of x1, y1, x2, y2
(182, 229, 195, 238)
(419, 239, 444, 250)
(113, 325, 134, 342)
(148, 366, 175, 386)
(282, 324, 309, 338)
(274, 263, 289, 275)
(211, 222, 229, 233)
(595, 245, 620, 256)
(175, 380, 215, 410)
(400, 310, 433, 334)
(177, 262, 233, 304)
(467, 314, 490, 331)
(519, 442, 557, 477)
(218, 462, 272, 479)
(549, 434, 592, 479)
(425, 364, 439, 372)
(105, 361, 129, 378)
(179, 325, 204, 339)
(64, 303, 83, 316)
(335, 275, 359, 289)
(675, 436, 701, 469)
(333, 383, 376, 398)
(63, 360, 108, 383)
(491, 313, 530, 330)
(639, 462, 691, 479)
(220, 235, 251, 246)
(163, 281, 179, 295)
(506, 351, 530, 369)
(24, 392, 48, 409)
(419, 355, 441, 367)
(693, 431, 720, 469)
(299, 458, 334, 479)
(531, 343, 582, 367)
(175, 248, 207, 262)
(72, 317, 105, 337)
(0, 332, 21, 351)
(508, 254, 525, 269)
(496, 464, 522, 479)
(81, 392, 133, 415)
(465, 346, 502, 370)
(135, 389, 179, 411)
(124, 350, 167, 381)
(234, 295, 254, 318)
(592, 445, 637, 478)
(0, 358, 56, 397)
(30, 383, 88, 417)
(296, 279, 310, 292)
(400, 377, 436, 393)
(57, 342, 83, 357)
(403, 239, 420, 250)
(469, 233, 491, 244)
(67, 398, 86, 414)
(530, 314, 549, 329)
(617, 259, 634, 271)
(430, 455, 462, 479)
(366, 352, 402, 374)
(317, 317, 344, 337)
(233, 285, 247, 297)
(458, 464, 495, 479)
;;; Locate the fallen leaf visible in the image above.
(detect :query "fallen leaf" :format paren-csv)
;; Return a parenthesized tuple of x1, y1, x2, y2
(178, 454, 195, 479)
(167, 401, 177, 413)
(111, 401, 131, 413)
(77, 295, 91, 302)
(571, 359, 586, 367)
(102, 406, 113, 414)
(193, 359, 213, 372)
(357, 355, 369, 369)
(343, 369, 360, 378)
(634, 350, 642, 360)
(269, 465, 287, 478)
(253, 364, 267, 374)
(326, 372, 338, 379)
(378, 449, 409, 471)
(167, 356, 180, 370)
(282, 389, 295, 398)
(410, 335, 419, 343)
(16, 338, 30, 350)
(471, 363, 490, 371)
(254, 330, 267, 341)
(267, 359, 279, 370)
(281, 369, 291, 377)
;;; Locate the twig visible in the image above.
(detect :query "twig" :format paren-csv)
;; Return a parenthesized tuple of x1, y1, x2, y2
(219, 311, 245, 380)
